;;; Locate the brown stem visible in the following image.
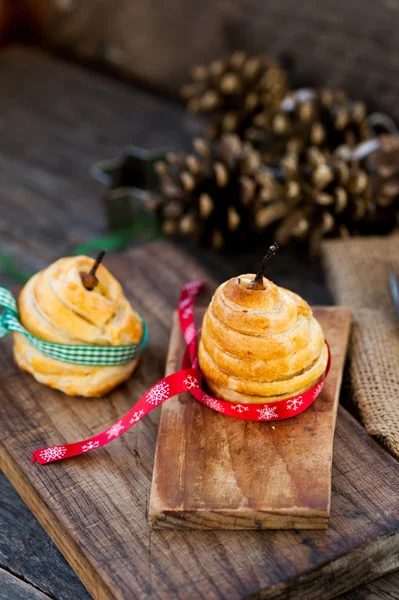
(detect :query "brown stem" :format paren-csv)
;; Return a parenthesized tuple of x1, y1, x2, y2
(80, 250, 106, 291)
(248, 242, 279, 290)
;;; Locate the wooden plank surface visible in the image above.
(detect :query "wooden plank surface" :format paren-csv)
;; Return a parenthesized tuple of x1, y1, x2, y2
(0, 474, 91, 600)
(0, 568, 52, 600)
(0, 241, 398, 600)
(339, 573, 399, 600)
(150, 306, 351, 530)
(0, 46, 397, 599)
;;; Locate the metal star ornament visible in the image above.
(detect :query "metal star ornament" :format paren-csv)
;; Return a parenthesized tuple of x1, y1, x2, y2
(91, 145, 168, 231)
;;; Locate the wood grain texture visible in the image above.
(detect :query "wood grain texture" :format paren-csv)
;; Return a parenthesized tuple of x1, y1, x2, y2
(0, 242, 398, 600)
(150, 306, 351, 530)
(338, 570, 399, 600)
(0, 473, 91, 600)
(42, 0, 399, 123)
(0, 568, 52, 600)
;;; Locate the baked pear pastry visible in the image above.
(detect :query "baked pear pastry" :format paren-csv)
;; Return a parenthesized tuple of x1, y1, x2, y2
(198, 268, 328, 404)
(13, 255, 143, 397)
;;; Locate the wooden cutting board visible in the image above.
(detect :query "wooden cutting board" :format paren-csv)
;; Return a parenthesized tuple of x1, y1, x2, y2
(1, 241, 399, 600)
(150, 306, 351, 530)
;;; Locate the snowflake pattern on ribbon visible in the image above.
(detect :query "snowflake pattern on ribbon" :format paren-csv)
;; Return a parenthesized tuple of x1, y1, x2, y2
(313, 382, 324, 400)
(287, 396, 303, 411)
(202, 395, 225, 413)
(183, 281, 202, 292)
(146, 382, 170, 406)
(256, 405, 278, 420)
(231, 404, 249, 414)
(106, 420, 125, 439)
(82, 441, 100, 452)
(181, 307, 192, 320)
(184, 323, 196, 343)
(184, 375, 199, 390)
(180, 297, 191, 309)
(130, 410, 144, 424)
(39, 446, 67, 462)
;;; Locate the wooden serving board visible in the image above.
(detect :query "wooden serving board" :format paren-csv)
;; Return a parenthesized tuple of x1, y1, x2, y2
(150, 306, 351, 530)
(1, 242, 399, 600)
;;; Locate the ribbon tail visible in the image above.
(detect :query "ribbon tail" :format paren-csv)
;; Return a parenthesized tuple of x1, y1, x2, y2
(31, 368, 201, 465)
(178, 280, 204, 362)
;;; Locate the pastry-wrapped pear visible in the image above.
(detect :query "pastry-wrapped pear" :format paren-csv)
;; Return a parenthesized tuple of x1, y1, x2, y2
(199, 273, 328, 403)
(13, 256, 143, 397)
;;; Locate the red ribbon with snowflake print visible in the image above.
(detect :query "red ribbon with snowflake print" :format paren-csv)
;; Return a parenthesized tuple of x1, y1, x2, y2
(31, 280, 331, 465)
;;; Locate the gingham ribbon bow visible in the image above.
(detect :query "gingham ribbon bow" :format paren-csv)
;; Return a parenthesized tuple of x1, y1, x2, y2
(0, 287, 148, 366)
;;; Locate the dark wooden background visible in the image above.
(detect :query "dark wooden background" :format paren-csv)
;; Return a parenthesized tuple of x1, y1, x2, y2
(0, 45, 398, 600)
(0, 0, 399, 594)
(41, 0, 399, 123)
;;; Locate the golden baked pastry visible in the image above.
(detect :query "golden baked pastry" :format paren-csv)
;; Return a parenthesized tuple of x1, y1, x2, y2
(198, 271, 328, 404)
(13, 256, 143, 397)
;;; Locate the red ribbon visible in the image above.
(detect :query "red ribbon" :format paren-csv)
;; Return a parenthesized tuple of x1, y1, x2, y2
(32, 281, 331, 465)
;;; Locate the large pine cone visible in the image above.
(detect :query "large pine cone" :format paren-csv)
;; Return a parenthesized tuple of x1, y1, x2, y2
(181, 52, 288, 140)
(156, 134, 285, 249)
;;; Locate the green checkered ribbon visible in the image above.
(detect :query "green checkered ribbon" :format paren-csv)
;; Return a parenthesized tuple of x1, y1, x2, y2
(0, 287, 148, 366)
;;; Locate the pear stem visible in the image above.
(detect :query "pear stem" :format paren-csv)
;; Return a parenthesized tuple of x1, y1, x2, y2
(248, 242, 279, 290)
(90, 251, 105, 277)
(80, 250, 106, 291)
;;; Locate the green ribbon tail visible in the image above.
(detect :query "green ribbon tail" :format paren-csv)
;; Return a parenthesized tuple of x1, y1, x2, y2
(74, 216, 163, 255)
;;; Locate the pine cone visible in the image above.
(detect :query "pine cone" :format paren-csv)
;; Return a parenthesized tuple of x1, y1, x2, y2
(155, 134, 283, 249)
(181, 52, 288, 140)
(365, 135, 399, 229)
(274, 147, 375, 255)
(248, 88, 372, 165)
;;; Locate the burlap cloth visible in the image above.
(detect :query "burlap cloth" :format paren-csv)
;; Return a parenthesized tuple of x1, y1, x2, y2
(322, 234, 399, 459)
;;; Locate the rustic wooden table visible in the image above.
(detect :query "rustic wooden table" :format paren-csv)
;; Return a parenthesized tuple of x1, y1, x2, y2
(0, 45, 397, 600)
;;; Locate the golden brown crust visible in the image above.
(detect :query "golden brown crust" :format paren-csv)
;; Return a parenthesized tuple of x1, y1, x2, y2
(13, 256, 142, 397)
(223, 276, 280, 309)
(212, 282, 298, 335)
(203, 307, 314, 359)
(198, 274, 328, 403)
(200, 323, 325, 382)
